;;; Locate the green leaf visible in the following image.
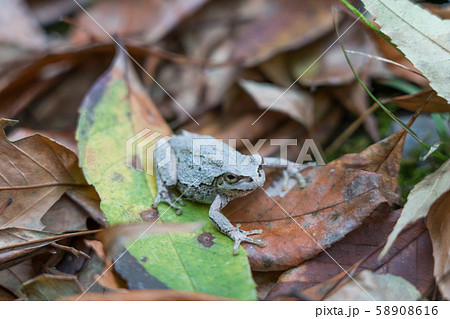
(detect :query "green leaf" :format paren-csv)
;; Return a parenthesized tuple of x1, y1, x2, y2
(361, 0, 450, 102)
(380, 159, 450, 258)
(76, 44, 257, 300)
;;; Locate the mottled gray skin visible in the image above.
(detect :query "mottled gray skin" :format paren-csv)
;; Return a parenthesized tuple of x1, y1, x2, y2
(154, 130, 265, 204)
(152, 130, 312, 255)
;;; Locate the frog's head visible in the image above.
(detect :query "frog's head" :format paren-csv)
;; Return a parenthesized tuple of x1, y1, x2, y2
(215, 154, 265, 199)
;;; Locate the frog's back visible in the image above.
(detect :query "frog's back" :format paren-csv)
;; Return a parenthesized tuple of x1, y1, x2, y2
(169, 130, 231, 187)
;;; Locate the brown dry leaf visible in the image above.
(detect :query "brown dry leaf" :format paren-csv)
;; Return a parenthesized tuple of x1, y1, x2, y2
(391, 89, 450, 113)
(266, 210, 434, 300)
(380, 160, 450, 258)
(0, 119, 93, 231)
(239, 79, 314, 130)
(0, 259, 36, 298)
(288, 17, 376, 87)
(0, 43, 154, 120)
(224, 129, 406, 271)
(153, 1, 242, 121)
(259, 54, 295, 87)
(427, 191, 450, 300)
(8, 128, 78, 153)
(422, 3, 450, 19)
(324, 271, 421, 301)
(253, 271, 283, 300)
(0, 229, 99, 270)
(0, 0, 47, 51)
(64, 289, 231, 301)
(71, 0, 210, 45)
(230, 0, 337, 66)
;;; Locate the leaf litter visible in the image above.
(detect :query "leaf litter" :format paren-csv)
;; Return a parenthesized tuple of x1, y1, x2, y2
(0, 0, 448, 301)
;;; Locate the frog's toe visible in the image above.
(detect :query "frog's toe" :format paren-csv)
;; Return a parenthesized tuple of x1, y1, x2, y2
(174, 196, 185, 206)
(153, 191, 183, 214)
(230, 228, 265, 255)
(284, 166, 307, 189)
(243, 229, 263, 235)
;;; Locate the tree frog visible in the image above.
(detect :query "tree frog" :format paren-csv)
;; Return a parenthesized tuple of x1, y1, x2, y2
(152, 130, 314, 255)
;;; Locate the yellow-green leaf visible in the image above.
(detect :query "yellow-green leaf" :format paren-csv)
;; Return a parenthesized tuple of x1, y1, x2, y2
(76, 44, 257, 300)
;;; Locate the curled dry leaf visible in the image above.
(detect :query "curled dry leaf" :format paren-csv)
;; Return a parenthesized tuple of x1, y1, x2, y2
(426, 191, 450, 300)
(390, 89, 450, 113)
(380, 160, 450, 258)
(225, 129, 406, 271)
(0, 229, 99, 271)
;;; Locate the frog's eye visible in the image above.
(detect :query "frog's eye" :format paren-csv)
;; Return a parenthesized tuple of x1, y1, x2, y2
(224, 173, 238, 184)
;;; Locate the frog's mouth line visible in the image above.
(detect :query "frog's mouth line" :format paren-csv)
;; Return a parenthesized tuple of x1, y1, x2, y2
(215, 176, 263, 192)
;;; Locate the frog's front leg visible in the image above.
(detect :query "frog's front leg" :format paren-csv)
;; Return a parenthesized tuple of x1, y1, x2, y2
(263, 157, 316, 190)
(152, 139, 184, 215)
(152, 169, 184, 214)
(209, 194, 266, 255)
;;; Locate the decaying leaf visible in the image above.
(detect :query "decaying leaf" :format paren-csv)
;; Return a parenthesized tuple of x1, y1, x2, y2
(22, 274, 84, 301)
(380, 160, 450, 258)
(0, 259, 36, 298)
(266, 210, 434, 300)
(361, 0, 450, 102)
(225, 129, 406, 271)
(76, 43, 257, 300)
(427, 191, 450, 300)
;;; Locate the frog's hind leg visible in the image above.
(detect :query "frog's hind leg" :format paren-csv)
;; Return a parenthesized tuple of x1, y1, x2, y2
(263, 157, 316, 190)
(209, 195, 266, 255)
(152, 139, 184, 214)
